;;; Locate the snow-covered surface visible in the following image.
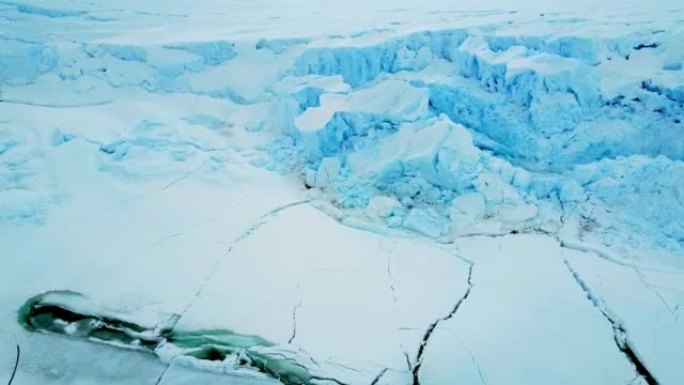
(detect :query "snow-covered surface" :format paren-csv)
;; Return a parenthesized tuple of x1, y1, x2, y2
(420, 235, 644, 385)
(1, 0, 683, 384)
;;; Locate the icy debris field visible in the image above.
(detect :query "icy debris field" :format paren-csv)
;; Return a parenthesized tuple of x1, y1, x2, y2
(1, 0, 684, 384)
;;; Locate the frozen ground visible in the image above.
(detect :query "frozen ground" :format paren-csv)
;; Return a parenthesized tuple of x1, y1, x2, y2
(1, 0, 683, 384)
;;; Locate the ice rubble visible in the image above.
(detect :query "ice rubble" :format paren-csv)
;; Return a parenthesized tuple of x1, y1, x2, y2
(265, 28, 684, 261)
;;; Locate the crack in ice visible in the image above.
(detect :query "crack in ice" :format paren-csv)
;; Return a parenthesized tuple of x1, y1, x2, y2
(175, 199, 311, 326)
(6, 344, 19, 385)
(152, 360, 173, 385)
(411, 262, 474, 385)
(469, 351, 487, 385)
(139, 214, 224, 251)
(378, 240, 399, 303)
(562, 256, 659, 385)
(161, 160, 208, 191)
(402, 350, 412, 371)
(310, 375, 351, 385)
(454, 335, 487, 385)
(369, 368, 388, 385)
(288, 298, 302, 344)
(631, 267, 676, 317)
(559, 237, 684, 275)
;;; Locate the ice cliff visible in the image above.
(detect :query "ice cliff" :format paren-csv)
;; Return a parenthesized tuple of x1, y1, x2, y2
(1, 6, 683, 263)
(267, 28, 684, 263)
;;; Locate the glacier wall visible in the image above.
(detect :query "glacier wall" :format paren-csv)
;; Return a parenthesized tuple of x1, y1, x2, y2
(287, 29, 684, 170)
(267, 28, 684, 261)
(1, 8, 682, 262)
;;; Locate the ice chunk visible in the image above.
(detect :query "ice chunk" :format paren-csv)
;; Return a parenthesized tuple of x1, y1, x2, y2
(305, 157, 340, 187)
(294, 79, 428, 132)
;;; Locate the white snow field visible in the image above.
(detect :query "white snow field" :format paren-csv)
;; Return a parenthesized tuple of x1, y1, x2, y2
(1, 0, 684, 384)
